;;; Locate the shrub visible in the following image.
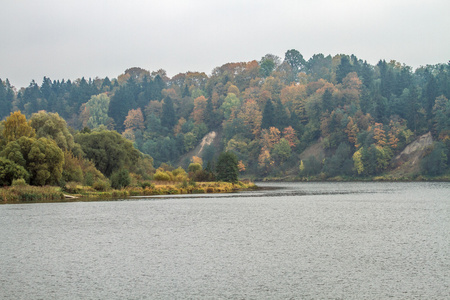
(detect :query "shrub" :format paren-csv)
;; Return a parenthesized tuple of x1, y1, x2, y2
(153, 170, 171, 181)
(140, 181, 154, 189)
(84, 172, 94, 186)
(93, 179, 110, 191)
(64, 181, 82, 194)
(11, 178, 28, 186)
(110, 169, 131, 189)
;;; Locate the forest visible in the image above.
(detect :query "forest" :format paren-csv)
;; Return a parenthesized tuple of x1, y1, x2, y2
(1, 49, 450, 185)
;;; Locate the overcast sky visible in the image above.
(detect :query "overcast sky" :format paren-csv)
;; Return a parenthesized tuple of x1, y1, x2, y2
(1, 0, 449, 88)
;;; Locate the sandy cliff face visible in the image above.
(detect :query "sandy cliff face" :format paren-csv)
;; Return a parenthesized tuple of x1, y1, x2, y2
(390, 132, 433, 177)
(177, 131, 221, 167)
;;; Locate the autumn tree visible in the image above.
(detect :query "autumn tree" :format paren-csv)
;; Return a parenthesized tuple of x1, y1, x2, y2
(191, 156, 203, 166)
(345, 117, 359, 148)
(192, 96, 207, 124)
(260, 127, 281, 149)
(373, 123, 387, 147)
(237, 99, 262, 137)
(280, 84, 307, 121)
(282, 126, 299, 148)
(387, 120, 401, 150)
(258, 127, 282, 171)
(174, 117, 187, 135)
(124, 108, 145, 131)
(352, 148, 364, 175)
(2, 111, 36, 143)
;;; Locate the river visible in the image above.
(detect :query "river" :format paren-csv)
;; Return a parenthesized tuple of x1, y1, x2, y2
(1, 182, 449, 299)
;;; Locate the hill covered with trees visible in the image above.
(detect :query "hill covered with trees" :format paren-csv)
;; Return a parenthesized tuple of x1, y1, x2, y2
(1, 50, 449, 180)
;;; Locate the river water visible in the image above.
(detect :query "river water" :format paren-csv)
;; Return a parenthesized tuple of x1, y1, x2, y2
(1, 182, 449, 299)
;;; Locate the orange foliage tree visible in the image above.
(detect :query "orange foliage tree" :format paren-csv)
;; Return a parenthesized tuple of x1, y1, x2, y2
(192, 96, 207, 124)
(124, 108, 145, 131)
(373, 123, 387, 147)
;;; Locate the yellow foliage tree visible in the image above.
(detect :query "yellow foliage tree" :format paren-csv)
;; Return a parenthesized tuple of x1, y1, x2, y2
(2, 111, 35, 143)
(345, 116, 359, 148)
(352, 148, 364, 175)
(299, 160, 305, 173)
(237, 99, 262, 137)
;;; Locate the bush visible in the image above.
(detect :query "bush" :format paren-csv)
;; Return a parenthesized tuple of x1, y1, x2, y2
(11, 178, 28, 186)
(84, 172, 94, 186)
(153, 170, 171, 181)
(140, 181, 154, 189)
(93, 179, 110, 191)
(64, 181, 83, 194)
(110, 169, 131, 189)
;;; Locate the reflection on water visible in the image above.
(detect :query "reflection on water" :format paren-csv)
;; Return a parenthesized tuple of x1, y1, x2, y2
(1, 182, 449, 299)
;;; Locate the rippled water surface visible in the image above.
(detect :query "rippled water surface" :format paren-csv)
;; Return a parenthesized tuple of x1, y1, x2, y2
(1, 182, 449, 299)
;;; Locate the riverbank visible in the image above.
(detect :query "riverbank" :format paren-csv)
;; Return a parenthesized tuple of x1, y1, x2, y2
(0, 181, 258, 204)
(247, 173, 450, 182)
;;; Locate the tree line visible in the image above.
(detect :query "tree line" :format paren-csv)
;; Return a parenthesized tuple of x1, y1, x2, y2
(1, 50, 449, 179)
(0, 110, 241, 188)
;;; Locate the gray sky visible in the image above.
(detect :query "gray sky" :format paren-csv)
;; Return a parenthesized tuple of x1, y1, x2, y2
(1, 0, 449, 89)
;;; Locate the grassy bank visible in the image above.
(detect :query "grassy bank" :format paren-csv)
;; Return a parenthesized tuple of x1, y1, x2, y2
(1, 185, 65, 203)
(258, 173, 450, 182)
(1, 181, 258, 204)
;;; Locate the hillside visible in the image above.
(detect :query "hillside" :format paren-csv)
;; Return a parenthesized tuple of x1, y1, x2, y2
(388, 132, 434, 179)
(1, 50, 449, 180)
